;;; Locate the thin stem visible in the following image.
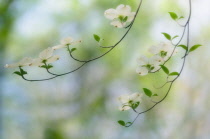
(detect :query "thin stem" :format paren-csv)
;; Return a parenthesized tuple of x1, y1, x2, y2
(22, 0, 144, 81)
(126, 0, 192, 127)
(69, 0, 143, 63)
(22, 62, 87, 82)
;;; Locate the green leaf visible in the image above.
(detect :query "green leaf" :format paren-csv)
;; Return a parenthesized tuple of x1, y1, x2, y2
(13, 71, 22, 76)
(162, 33, 171, 40)
(41, 65, 47, 69)
(122, 16, 128, 22)
(160, 65, 169, 75)
(153, 94, 158, 96)
(169, 72, 179, 76)
(179, 16, 184, 19)
(168, 12, 178, 20)
(118, 120, 125, 126)
(178, 45, 188, 51)
(189, 44, 202, 53)
(172, 35, 179, 40)
(47, 64, 53, 69)
(20, 68, 27, 75)
(93, 34, 100, 42)
(132, 102, 140, 109)
(70, 48, 77, 53)
(143, 88, 152, 97)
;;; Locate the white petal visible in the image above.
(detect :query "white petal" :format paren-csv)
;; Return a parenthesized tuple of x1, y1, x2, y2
(110, 21, 125, 28)
(150, 55, 163, 66)
(52, 45, 65, 50)
(47, 55, 60, 63)
(127, 12, 135, 22)
(104, 9, 118, 20)
(148, 45, 160, 55)
(19, 57, 33, 66)
(72, 40, 82, 45)
(61, 37, 74, 45)
(137, 56, 149, 66)
(136, 66, 148, 76)
(5, 57, 33, 68)
(130, 93, 143, 102)
(39, 47, 54, 60)
(4, 63, 19, 68)
(119, 105, 131, 111)
(160, 42, 171, 52)
(30, 58, 43, 66)
(118, 94, 130, 104)
(116, 4, 131, 16)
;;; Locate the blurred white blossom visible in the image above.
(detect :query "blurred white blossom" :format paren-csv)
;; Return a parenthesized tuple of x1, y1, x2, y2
(149, 42, 178, 61)
(30, 47, 59, 66)
(52, 37, 81, 50)
(104, 4, 135, 28)
(118, 93, 143, 111)
(136, 55, 163, 76)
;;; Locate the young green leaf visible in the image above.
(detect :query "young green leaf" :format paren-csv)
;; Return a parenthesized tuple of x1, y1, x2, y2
(143, 88, 152, 97)
(40, 65, 47, 69)
(160, 65, 169, 75)
(14, 71, 22, 76)
(179, 16, 184, 19)
(132, 102, 140, 109)
(47, 64, 53, 69)
(70, 48, 77, 53)
(118, 120, 125, 126)
(172, 35, 179, 40)
(122, 16, 128, 22)
(93, 34, 100, 42)
(178, 45, 188, 51)
(168, 12, 178, 20)
(20, 68, 27, 75)
(153, 94, 158, 96)
(169, 72, 179, 76)
(162, 33, 171, 40)
(189, 44, 202, 53)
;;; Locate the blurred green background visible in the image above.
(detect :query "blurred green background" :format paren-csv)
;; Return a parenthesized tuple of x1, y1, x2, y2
(1, 0, 210, 139)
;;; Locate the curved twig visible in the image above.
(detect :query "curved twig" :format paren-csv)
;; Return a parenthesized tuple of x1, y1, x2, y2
(126, 0, 192, 127)
(22, 0, 144, 81)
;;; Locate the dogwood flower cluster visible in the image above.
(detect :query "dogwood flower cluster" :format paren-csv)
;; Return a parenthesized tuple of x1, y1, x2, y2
(136, 42, 177, 76)
(149, 42, 178, 61)
(136, 55, 163, 76)
(52, 37, 81, 50)
(118, 93, 143, 111)
(4, 37, 81, 69)
(104, 4, 135, 28)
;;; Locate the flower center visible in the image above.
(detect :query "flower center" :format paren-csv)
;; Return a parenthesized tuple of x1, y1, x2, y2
(160, 51, 167, 58)
(118, 15, 128, 22)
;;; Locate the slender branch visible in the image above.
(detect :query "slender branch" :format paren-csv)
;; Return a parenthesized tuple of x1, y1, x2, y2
(126, 0, 192, 127)
(69, 0, 143, 63)
(22, 0, 144, 81)
(22, 62, 87, 82)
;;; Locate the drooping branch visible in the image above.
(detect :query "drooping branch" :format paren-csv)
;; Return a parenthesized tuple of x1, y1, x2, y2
(125, 0, 192, 127)
(20, 0, 144, 82)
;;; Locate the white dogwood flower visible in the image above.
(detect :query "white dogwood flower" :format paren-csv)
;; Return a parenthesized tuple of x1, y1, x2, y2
(149, 42, 178, 61)
(4, 57, 33, 68)
(136, 55, 163, 76)
(30, 47, 59, 66)
(104, 4, 135, 28)
(118, 93, 143, 111)
(52, 37, 81, 50)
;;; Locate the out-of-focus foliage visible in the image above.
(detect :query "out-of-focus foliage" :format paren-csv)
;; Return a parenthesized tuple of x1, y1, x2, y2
(1, 0, 210, 139)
